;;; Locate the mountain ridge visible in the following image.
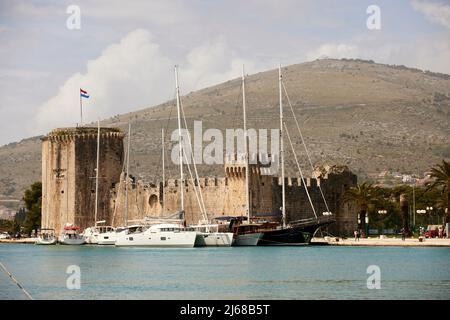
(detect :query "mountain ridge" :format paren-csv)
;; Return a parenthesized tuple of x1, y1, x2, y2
(1, 58, 449, 201)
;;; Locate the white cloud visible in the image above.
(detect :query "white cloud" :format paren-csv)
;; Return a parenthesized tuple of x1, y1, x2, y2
(35, 29, 172, 131)
(411, 0, 450, 29)
(34, 29, 264, 134)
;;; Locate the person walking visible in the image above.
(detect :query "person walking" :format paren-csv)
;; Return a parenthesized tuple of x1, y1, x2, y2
(354, 230, 358, 241)
(401, 228, 405, 241)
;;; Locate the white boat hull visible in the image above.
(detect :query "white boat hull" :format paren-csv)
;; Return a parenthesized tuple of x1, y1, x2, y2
(85, 235, 99, 244)
(195, 232, 234, 247)
(35, 238, 57, 245)
(97, 232, 117, 245)
(115, 230, 196, 247)
(58, 235, 86, 245)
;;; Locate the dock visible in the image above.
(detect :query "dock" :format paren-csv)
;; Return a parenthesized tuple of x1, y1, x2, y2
(311, 237, 450, 247)
(0, 238, 36, 244)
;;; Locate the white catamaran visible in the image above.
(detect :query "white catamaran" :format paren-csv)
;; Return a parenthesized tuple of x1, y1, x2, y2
(171, 65, 234, 247)
(115, 84, 198, 248)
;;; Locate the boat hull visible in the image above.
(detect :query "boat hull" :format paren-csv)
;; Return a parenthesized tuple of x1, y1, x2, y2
(58, 236, 85, 245)
(258, 226, 311, 246)
(258, 218, 335, 246)
(97, 232, 117, 245)
(115, 231, 197, 247)
(194, 232, 234, 247)
(233, 232, 263, 246)
(35, 238, 57, 245)
(85, 235, 99, 244)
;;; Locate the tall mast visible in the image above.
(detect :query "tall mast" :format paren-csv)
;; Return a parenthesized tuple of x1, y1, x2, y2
(175, 65, 184, 212)
(242, 65, 250, 223)
(125, 122, 131, 226)
(162, 128, 165, 215)
(94, 120, 100, 226)
(279, 64, 286, 228)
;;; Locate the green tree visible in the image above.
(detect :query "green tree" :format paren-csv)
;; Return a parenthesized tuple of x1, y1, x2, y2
(428, 160, 450, 223)
(2, 219, 21, 236)
(343, 182, 379, 238)
(22, 182, 42, 235)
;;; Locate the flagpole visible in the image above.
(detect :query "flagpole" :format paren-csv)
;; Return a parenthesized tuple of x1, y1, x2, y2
(80, 91, 83, 127)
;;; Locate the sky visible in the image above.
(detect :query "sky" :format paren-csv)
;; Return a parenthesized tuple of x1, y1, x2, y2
(0, 0, 449, 146)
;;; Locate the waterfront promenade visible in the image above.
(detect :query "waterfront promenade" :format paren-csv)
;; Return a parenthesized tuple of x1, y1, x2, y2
(312, 237, 450, 247)
(2, 237, 450, 246)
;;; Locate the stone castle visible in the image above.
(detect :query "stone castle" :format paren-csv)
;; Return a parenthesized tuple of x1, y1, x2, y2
(41, 127, 358, 236)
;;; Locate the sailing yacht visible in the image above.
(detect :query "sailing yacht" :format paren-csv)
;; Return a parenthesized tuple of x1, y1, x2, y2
(83, 121, 116, 244)
(230, 65, 334, 246)
(114, 67, 200, 248)
(35, 228, 57, 245)
(115, 223, 197, 247)
(230, 65, 263, 246)
(84, 224, 116, 244)
(58, 224, 85, 245)
(190, 222, 234, 247)
(168, 66, 234, 247)
(255, 65, 334, 245)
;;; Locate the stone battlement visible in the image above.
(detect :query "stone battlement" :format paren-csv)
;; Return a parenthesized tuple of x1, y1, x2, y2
(42, 124, 358, 237)
(43, 127, 124, 142)
(274, 176, 324, 187)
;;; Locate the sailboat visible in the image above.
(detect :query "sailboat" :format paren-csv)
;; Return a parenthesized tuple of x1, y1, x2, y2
(36, 193, 57, 244)
(35, 228, 57, 245)
(58, 224, 85, 245)
(98, 122, 132, 245)
(168, 66, 233, 247)
(255, 65, 334, 245)
(83, 120, 116, 244)
(115, 67, 198, 248)
(230, 65, 264, 246)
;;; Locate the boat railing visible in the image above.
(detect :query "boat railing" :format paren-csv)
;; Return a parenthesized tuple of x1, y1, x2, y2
(289, 215, 336, 227)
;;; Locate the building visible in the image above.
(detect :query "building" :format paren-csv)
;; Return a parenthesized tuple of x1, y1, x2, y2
(41, 127, 124, 233)
(41, 126, 358, 236)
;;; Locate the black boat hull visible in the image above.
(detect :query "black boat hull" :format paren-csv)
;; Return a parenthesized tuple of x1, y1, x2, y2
(258, 226, 312, 246)
(257, 219, 334, 246)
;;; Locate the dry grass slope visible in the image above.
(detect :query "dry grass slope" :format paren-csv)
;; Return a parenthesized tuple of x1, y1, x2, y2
(1, 59, 449, 201)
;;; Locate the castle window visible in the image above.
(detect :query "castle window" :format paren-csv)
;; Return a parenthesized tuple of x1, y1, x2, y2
(149, 194, 158, 208)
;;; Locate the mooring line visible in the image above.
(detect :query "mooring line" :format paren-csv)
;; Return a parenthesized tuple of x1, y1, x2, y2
(0, 262, 33, 300)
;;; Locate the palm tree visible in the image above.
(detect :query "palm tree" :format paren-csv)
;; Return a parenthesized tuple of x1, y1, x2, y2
(343, 182, 378, 238)
(428, 160, 450, 224)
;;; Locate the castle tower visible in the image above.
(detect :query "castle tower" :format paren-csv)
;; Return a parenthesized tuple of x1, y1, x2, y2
(41, 127, 124, 234)
(224, 153, 275, 216)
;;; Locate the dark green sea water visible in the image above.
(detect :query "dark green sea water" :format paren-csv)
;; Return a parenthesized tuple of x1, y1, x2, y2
(1, 244, 449, 299)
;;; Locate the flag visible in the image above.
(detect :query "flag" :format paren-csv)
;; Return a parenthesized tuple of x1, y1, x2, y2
(80, 88, 89, 98)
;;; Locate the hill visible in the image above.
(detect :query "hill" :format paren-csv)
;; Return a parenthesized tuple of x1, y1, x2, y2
(1, 58, 449, 200)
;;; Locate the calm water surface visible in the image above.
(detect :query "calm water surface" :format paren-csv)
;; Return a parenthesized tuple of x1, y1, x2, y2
(1, 244, 449, 299)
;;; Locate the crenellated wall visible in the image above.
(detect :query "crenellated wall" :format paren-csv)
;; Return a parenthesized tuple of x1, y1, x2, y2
(108, 153, 358, 236)
(42, 128, 358, 237)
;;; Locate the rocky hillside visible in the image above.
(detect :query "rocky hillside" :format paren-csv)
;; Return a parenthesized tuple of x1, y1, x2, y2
(1, 59, 449, 201)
